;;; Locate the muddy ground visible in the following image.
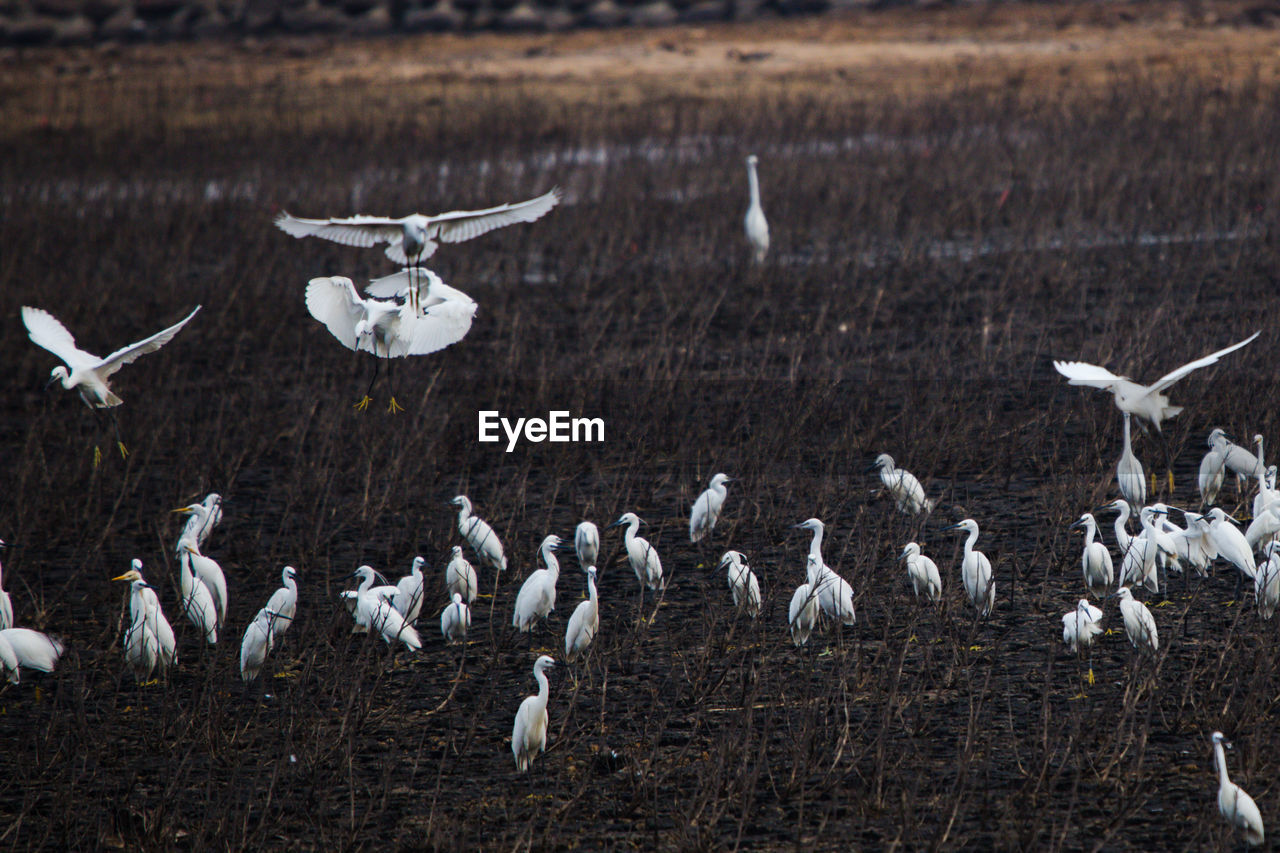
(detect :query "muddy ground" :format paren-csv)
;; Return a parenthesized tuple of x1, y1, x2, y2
(1, 3, 1280, 849)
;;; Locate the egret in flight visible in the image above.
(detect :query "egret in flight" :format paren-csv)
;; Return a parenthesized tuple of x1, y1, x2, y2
(452, 496, 508, 573)
(720, 551, 761, 617)
(0, 628, 64, 685)
(1211, 731, 1265, 847)
(0, 539, 11, 629)
(512, 654, 555, 772)
(513, 535, 564, 633)
(113, 562, 177, 681)
(23, 305, 201, 461)
(899, 542, 942, 602)
(564, 566, 599, 661)
(305, 274, 475, 412)
(944, 519, 995, 617)
(869, 454, 934, 515)
(1053, 332, 1259, 432)
(690, 473, 732, 543)
(744, 154, 769, 263)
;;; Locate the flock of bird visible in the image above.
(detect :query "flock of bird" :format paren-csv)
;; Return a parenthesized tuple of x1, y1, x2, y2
(7, 157, 1271, 844)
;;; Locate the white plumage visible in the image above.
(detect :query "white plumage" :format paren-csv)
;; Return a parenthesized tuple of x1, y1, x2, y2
(453, 495, 507, 572)
(264, 566, 299, 638)
(0, 539, 12, 630)
(795, 518, 856, 626)
(1206, 508, 1257, 582)
(611, 512, 663, 591)
(1061, 599, 1103, 654)
(947, 519, 994, 617)
(177, 544, 218, 645)
(870, 454, 934, 515)
(788, 561, 821, 648)
(1115, 412, 1146, 508)
(0, 628, 64, 685)
(178, 538, 227, 627)
(350, 566, 421, 651)
(513, 535, 563, 632)
(574, 521, 600, 570)
(441, 593, 470, 645)
(306, 273, 475, 359)
(512, 655, 555, 772)
(720, 551, 761, 617)
(239, 608, 277, 683)
(113, 562, 177, 681)
(444, 546, 478, 605)
(1255, 543, 1280, 620)
(690, 473, 732, 543)
(1212, 731, 1265, 847)
(174, 493, 222, 551)
(744, 154, 769, 263)
(1070, 513, 1113, 597)
(564, 566, 600, 661)
(899, 542, 942, 602)
(1116, 586, 1158, 654)
(392, 556, 427, 625)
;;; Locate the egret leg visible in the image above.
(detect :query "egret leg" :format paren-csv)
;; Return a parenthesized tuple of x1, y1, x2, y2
(355, 357, 379, 411)
(108, 410, 128, 458)
(386, 358, 403, 414)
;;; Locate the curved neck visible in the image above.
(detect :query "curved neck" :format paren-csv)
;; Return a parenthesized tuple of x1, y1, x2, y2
(747, 161, 761, 205)
(456, 501, 472, 522)
(1214, 742, 1231, 789)
(1114, 508, 1131, 548)
(357, 572, 374, 594)
(541, 543, 560, 577)
(1083, 519, 1097, 547)
(807, 525, 824, 561)
(285, 575, 297, 595)
(964, 527, 979, 553)
(587, 575, 598, 603)
(624, 518, 641, 541)
(534, 668, 550, 706)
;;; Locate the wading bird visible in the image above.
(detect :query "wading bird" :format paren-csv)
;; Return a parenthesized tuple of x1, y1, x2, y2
(788, 556, 821, 647)
(23, 305, 201, 461)
(1052, 332, 1259, 432)
(945, 519, 995, 617)
(794, 519, 856, 626)
(1115, 586, 1158, 655)
(453, 495, 507, 573)
(0, 539, 11, 630)
(1200, 436, 1227, 507)
(1070, 513, 1114, 597)
(690, 473, 732, 543)
(608, 513, 663, 592)
(0, 628, 64, 685)
(113, 562, 177, 681)
(240, 608, 285, 682)
(899, 542, 942, 602)
(350, 566, 421, 651)
(392, 556, 426, 626)
(574, 521, 599, 570)
(174, 493, 222, 552)
(1206, 508, 1257, 586)
(264, 566, 299, 639)
(513, 535, 564, 633)
(305, 274, 476, 412)
(869, 454, 934, 515)
(441, 592, 470, 644)
(1116, 412, 1146, 508)
(720, 551, 761, 617)
(512, 654, 555, 772)
(445, 546, 478, 605)
(565, 566, 599, 661)
(1061, 598, 1104, 683)
(178, 538, 227, 626)
(1255, 543, 1280, 620)
(744, 154, 769, 263)
(1211, 731, 1265, 847)
(177, 543, 218, 645)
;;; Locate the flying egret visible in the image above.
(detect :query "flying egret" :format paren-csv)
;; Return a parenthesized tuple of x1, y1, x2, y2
(720, 551, 761, 617)
(513, 535, 564, 633)
(452, 496, 507, 573)
(1211, 731, 1265, 847)
(793, 519, 856, 626)
(898, 542, 942, 602)
(177, 543, 218, 645)
(275, 187, 563, 269)
(689, 473, 732, 543)
(0, 628, 64, 685)
(444, 545, 478, 605)
(1070, 514, 1114, 597)
(113, 562, 177, 681)
(1061, 598, 1104, 684)
(607, 513, 663, 592)
(512, 654, 555, 772)
(944, 519, 995, 617)
(174, 493, 223, 550)
(565, 566, 600, 660)
(744, 154, 769, 263)
(1116, 412, 1146, 509)
(264, 566, 299, 638)
(1115, 586, 1158, 655)
(23, 304, 201, 460)
(1206, 508, 1257, 585)
(178, 537, 227, 626)
(391, 556, 426, 625)
(869, 454, 934, 515)
(441, 592, 470, 644)
(1255, 543, 1280, 620)
(1052, 332, 1260, 432)
(788, 558, 820, 647)
(305, 274, 475, 412)
(240, 608, 285, 683)
(0, 539, 11, 630)
(350, 566, 421, 651)
(574, 521, 599, 570)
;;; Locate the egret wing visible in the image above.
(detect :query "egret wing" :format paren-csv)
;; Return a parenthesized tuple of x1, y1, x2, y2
(275, 212, 405, 248)
(1147, 332, 1261, 394)
(97, 306, 201, 377)
(396, 290, 476, 356)
(1053, 359, 1128, 388)
(305, 276, 364, 351)
(21, 307, 99, 368)
(432, 188, 562, 244)
(366, 268, 420, 299)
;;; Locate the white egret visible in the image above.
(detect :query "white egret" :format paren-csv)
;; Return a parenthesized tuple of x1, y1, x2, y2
(690, 473, 732, 543)
(444, 546, 478, 605)
(1116, 507, 1166, 593)
(944, 519, 995, 617)
(1255, 543, 1280, 620)
(239, 608, 284, 683)
(178, 538, 227, 626)
(793, 519, 856, 626)
(1208, 429, 1266, 488)
(1052, 332, 1260, 432)
(744, 154, 769, 263)
(1070, 513, 1114, 597)
(0, 539, 11, 630)
(1061, 598, 1103, 654)
(350, 566, 421, 651)
(264, 566, 299, 638)
(1206, 508, 1257, 583)
(177, 544, 218, 645)
(898, 542, 942, 602)
(1211, 731, 1265, 847)
(441, 592, 470, 644)
(513, 535, 564, 632)
(574, 521, 600, 570)
(512, 654, 555, 772)
(305, 273, 476, 412)
(720, 551, 761, 617)
(392, 556, 427, 625)
(1200, 441, 1227, 506)
(564, 566, 600, 661)
(452, 495, 508, 573)
(787, 559, 820, 647)
(1116, 412, 1146, 508)
(1167, 511, 1218, 579)
(113, 562, 177, 681)
(1100, 499, 1133, 554)
(607, 513, 663, 591)
(1245, 508, 1280, 552)
(0, 628, 64, 685)
(1115, 586, 1158, 655)
(174, 493, 223, 550)
(1252, 465, 1278, 522)
(275, 187, 562, 268)
(869, 454, 934, 515)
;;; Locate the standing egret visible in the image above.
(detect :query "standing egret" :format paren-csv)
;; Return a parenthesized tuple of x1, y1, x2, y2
(113, 562, 177, 681)
(1245, 508, 1280, 552)
(1206, 508, 1257, 586)
(441, 592, 470, 644)
(444, 546, 478, 604)
(1252, 466, 1277, 522)
(1211, 732, 1265, 846)
(607, 513, 663, 592)
(1116, 412, 1146, 508)
(1255, 543, 1280, 620)
(945, 519, 995, 617)
(264, 566, 299, 639)
(788, 558, 821, 647)
(1208, 429, 1266, 489)
(1200, 439, 1227, 507)
(392, 556, 427, 625)
(512, 654, 555, 772)
(690, 473, 732, 544)
(350, 566, 421, 651)
(1070, 513, 1114, 597)
(1052, 332, 1259, 432)
(1167, 511, 1218, 580)
(1061, 598, 1104, 684)
(0, 628, 63, 685)
(177, 545, 218, 645)
(1100, 499, 1133, 555)
(744, 154, 769, 263)
(0, 539, 11, 630)
(452, 495, 508, 573)
(793, 519, 856, 626)
(178, 538, 227, 626)
(174, 493, 223, 550)
(720, 551, 761, 617)
(240, 608, 284, 683)
(899, 542, 942, 602)
(513, 535, 564, 633)
(575, 521, 600, 570)
(564, 566, 600, 660)
(1115, 586, 1158, 655)
(869, 454, 934, 515)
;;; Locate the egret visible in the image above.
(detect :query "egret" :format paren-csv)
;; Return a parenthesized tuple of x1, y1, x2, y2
(264, 566, 299, 639)
(392, 556, 426, 625)
(350, 566, 421, 651)
(898, 542, 942, 602)
(512, 654, 555, 772)
(1167, 511, 1217, 580)
(444, 546, 478, 604)
(112, 562, 177, 681)
(1115, 506, 1174, 593)
(275, 187, 562, 269)
(1070, 513, 1114, 597)
(178, 538, 227, 626)
(793, 519, 856, 626)
(1245, 508, 1280, 552)
(1115, 586, 1158, 655)
(0, 539, 11, 629)
(607, 512, 663, 592)
(174, 493, 222, 550)
(1211, 731, 1265, 846)
(744, 154, 769, 263)
(177, 543, 217, 645)
(565, 566, 600, 660)
(441, 592, 470, 644)
(720, 551, 761, 617)
(1052, 332, 1259, 432)
(1061, 598, 1104, 684)
(239, 608, 284, 683)
(1100, 498, 1133, 554)
(944, 519, 995, 617)
(1208, 429, 1266, 488)
(1200, 441, 1227, 507)
(452, 495, 507, 573)
(0, 628, 64, 685)
(1255, 543, 1280, 620)
(513, 535, 564, 632)
(1206, 508, 1257, 585)
(689, 473, 732, 543)
(305, 274, 476, 412)
(574, 521, 599, 570)
(1116, 412, 1146, 509)
(1252, 465, 1278, 522)
(23, 304, 201, 460)
(787, 559, 821, 647)
(869, 454, 934, 515)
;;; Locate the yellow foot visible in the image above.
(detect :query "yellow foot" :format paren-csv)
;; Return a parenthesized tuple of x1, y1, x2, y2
(1070, 692, 1088, 701)
(34, 687, 43, 703)
(968, 644, 984, 652)
(117, 441, 129, 459)
(1167, 470, 1175, 491)
(1154, 600, 1172, 608)
(272, 671, 298, 679)
(1149, 471, 1157, 493)
(906, 634, 917, 643)
(141, 678, 160, 687)
(1104, 628, 1116, 636)
(386, 397, 404, 414)
(353, 396, 372, 412)
(1087, 667, 1096, 685)
(93, 446, 102, 467)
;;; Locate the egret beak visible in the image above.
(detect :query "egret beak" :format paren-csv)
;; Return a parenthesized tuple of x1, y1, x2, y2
(791, 523, 807, 530)
(942, 523, 963, 531)
(1069, 520, 1085, 531)
(44, 375, 59, 389)
(110, 573, 131, 582)
(896, 550, 910, 562)
(864, 462, 881, 473)
(172, 507, 195, 515)
(604, 519, 624, 530)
